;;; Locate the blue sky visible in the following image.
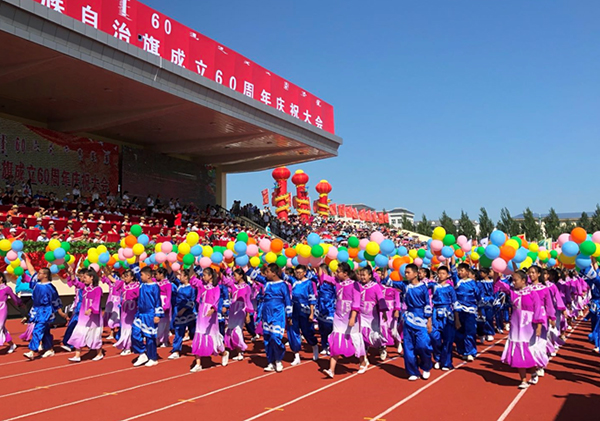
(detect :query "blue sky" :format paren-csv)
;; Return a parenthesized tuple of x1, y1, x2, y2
(144, 0, 600, 222)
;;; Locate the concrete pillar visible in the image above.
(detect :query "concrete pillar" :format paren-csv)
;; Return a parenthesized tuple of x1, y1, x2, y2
(215, 167, 227, 207)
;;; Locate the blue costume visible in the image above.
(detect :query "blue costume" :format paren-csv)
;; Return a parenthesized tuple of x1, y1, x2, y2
(171, 281, 197, 354)
(580, 268, 600, 349)
(451, 267, 481, 358)
(28, 274, 62, 352)
(284, 272, 318, 353)
(317, 276, 336, 350)
(62, 288, 83, 349)
(477, 279, 495, 338)
(131, 264, 163, 361)
(429, 282, 457, 369)
(387, 279, 433, 377)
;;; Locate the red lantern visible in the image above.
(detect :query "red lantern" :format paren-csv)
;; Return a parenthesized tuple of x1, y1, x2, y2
(291, 170, 311, 223)
(315, 180, 332, 218)
(271, 167, 291, 220)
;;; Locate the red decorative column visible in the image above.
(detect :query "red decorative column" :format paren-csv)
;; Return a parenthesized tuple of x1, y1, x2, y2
(315, 180, 332, 218)
(271, 167, 291, 220)
(291, 170, 310, 223)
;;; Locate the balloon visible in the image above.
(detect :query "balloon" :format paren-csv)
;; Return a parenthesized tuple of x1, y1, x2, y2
(456, 235, 467, 246)
(307, 233, 321, 246)
(155, 252, 167, 264)
(11, 240, 23, 252)
(348, 236, 359, 248)
(53, 247, 66, 260)
(550, 250, 558, 259)
(571, 227, 587, 244)
(48, 239, 60, 251)
(202, 246, 213, 257)
(538, 250, 549, 261)
(186, 232, 200, 245)
(130, 224, 143, 237)
(265, 252, 277, 264)
(562, 241, 579, 257)
(276, 254, 287, 267)
(430, 240, 443, 252)
(122, 248, 134, 259)
(490, 230, 506, 247)
(442, 234, 456, 246)
(44, 251, 55, 262)
(505, 239, 519, 250)
(417, 249, 426, 258)
(592, 231, 600, 244)
(198, 256, 210, 268)
(178, 243, 191, 255)
(99, 252, 110, 264)
(223, 249, 234, 260)
(408, 249, 418, 259)
(374, 254, 388, 268)
(249, 256, 261, 267)
(359, 238, 369, 250)
(471, 252, 480, 261)
(271, 239, 284, 254)
(370, 231, 385, 244)
(365, 242, 380, 256)
(132, 243, 145, 256)
(0, 239, 11, 252)
(432, 227, 446, 241)
(13, 266, 24, 276)
(134, 234, 148, 246)
(576, 255, 592, 269)
(327, 247, 338, 260)
(337, 250, 349, 262)
(492, 258, 507, 273)
(89, 263, 100, 273)
(379, 239, 395, 256)
(461, 242, 472, 253)
(441, 246, 454, 258)
(579, 240, 596, 256)
(528, 243, 539, 253)
(329, 260, 338, 272)
(397, 246, 408, 256)
(499, 245, 516, 261)
(125, 235, 137, 248)
(485, 244, 501, 260)
(211, 252, 224, 264)
(547, 258, 556, 267)
(236, 232, 249, 243)
(259, 239, 271, 253)
(161, 242, 173, 254)
(190, 245, 203, 256)
(311, 245, 324, 258)
(246, 244, 259, 257)
(479, 255, 492, 268)
(236, 254, 250, 267)
(557, 233, 570, 246)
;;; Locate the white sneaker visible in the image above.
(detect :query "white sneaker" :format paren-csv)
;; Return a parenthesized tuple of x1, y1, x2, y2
(68, 356, 81, 362)
(550, 352, 557, 357)
(291, 353, 301, 366)
(145, 360, 158, 367)
(106, 335, 114, 340)
(537, 368, 544, 377)
(168, 352, 180, 360)
(422, 371, 430, 380)
(408, 375, 418, 381)
(358, 361, 369, 374)
(397, 343, 403, 355)
(24, 351, 34, 360)
(182, 335, 190, 341)
(251, 334, 260, 342)
(233, 353, 244, 361)
(60, 345, 72, 352)
(467, 355, 474, 362)
(133, 353, 149, 367)
(441, 367, 450, 371)
(92, 352, 104, 361)
(380, 348, 387, 361)
(41, 350, 55, 358)
(7, 343, 17, 354)
(323, 369, 334, 379)
(518, 382, 530, 389)
(529, 374, 539, 385)
(190, 364, 202, 372)
(275, 361, 283, 372)
(159, 343, 168, 348)
(312, 345, 319, 361)
(486, 335, 494, 342)
(221, 351, 229, 367)
(264, 363, 275, 372)
(120, 349, 132, 356)
(434, 362, 440, 370)
(320, 349, 329, 355)
(594, 348, 600, 353)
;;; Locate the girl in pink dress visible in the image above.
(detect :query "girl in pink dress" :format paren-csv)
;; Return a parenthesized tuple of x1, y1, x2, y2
(190, 267, 229, 372)
(101, 274, 121, 340)
(111, 270, 139, 355)
(66, 268, 104, 362)
(222, 268, 254, 360)
(543, 268, 566, 356)
(0, 274, 22, 353)
(494, 270, 545, 389)
(322, 262, 366, 379)
(358, 266, 388, 360)
(380, 281, 402, 357)
(527, 266, 554, 377)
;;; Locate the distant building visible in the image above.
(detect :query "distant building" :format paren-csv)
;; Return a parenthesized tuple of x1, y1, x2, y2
(513, 211, 591, 224)
(388, 207, 415, 228)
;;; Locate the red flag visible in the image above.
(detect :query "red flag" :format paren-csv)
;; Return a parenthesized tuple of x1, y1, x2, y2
(385, 213, 390, 224)
(359, 209, 366, 221)
(379, 213, 384, 224)
(261, 189, 269, 205)
(329, 203, 337, 216)
(353, 207, 358, 219)
(338, 204, 345, 218)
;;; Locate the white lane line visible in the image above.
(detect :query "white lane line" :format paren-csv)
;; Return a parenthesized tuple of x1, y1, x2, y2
(0, 354, 121, 380)
(242, 357, 401, 421)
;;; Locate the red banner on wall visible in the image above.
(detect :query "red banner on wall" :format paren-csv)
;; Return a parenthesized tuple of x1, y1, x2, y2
(32, 0, 335, 134)
(261, 189, 269, 205)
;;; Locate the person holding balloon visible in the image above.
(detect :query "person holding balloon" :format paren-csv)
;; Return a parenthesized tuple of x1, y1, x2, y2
(476, 268, 496, 343)
(429, 265, 458, 371)
(61, 268, 86, 352)
(0, 272, 23, 354)
(112, 269, 140, 356)
(220, 267, 254, 361)
(578, 264, 600, 353)
(451, 262, 481, 362)
(154, 267, 175, 347)
(316, 264, 336, 356)
(526, 265, 555, 376)
(357, 265, 389, 361)
(168, 268, 197, 360)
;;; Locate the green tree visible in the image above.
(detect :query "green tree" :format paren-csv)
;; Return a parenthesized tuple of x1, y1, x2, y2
(591, 205, 600, 232)
(439, 211, 457, 236)
(496, 207, 520, 236)
(563, 220, 576, 232)
(521, 207, 542, 241)
(401, 214, 415, 231)
(578, 212, 591, 231)
(457, 210, 476, 239)
(542, 208, 561, 240)
(478, 207, 494, 239)
(415, 214, 430, 236)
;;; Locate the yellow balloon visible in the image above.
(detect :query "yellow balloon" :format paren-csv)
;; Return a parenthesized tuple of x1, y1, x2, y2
(10, 258, 20, 268)
(88, 253, 99, 263)
(6, 265, 14, 274)
(298, 245, 311, 258)
(505, 239, 519, 250)
(186, 232, 199, 246)
(0, 239, 11, 252)
(593, 245, 600, 258)
(250, 256, 261, 267)
(87, 247, 97, 256)
(529, 243, 539, 253)
(265, 252, 277, 264)
(48, 239, 61, 251)
(155, 243, 162, 253)
(519, 257, 533, 269)
(227, 241, 235, 251)
(538, 250, 549, 261)
(408, 249, 418, 259)
(179, 243, 191, 255)
(127, 257, 136, 264)
(432, 227, 446, 241)
(366, 242, 380, 256)
(329, 260, 338, 272)
(471, 252, 480, 261)
(120, 239, 126, 248)
(97, 245, 108, 254)
(202, 245, 213, 257)
(133, 243, 145, 256)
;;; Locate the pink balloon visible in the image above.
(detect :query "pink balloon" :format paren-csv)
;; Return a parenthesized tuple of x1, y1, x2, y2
(118, 249, 125, 261)
(171, 262, 181, 271)
(140, 252, 147, 261)
(492, 258, 507, 273)
(20, 260, 27, 269)
(223, 250, 234, 259)
(457, 235, 467, 246)
(370, 231, 385, 244)
(123, 248, 134, 259)
(359, 238, 369, 250)
(54, 258, 65, 265)
(461, 242, 472, 252)
(388, 260, 395, 269)
(327, 247, 338, 260)
(309, 256, 322, 267)
(200, 257, 212, 268)
(297, 256, 310, 266)
(430, 240, 443, 252)
(414, 258, 423, 267)
(6, 250, 17, 261)
(259, 239, 271, 253)
(167, 252, 178, 263)
(286, 258, 293, 268)
(438, 255, 446, 262)
(161, 242, 173, 254)
(246, 244, 259, 257)
(538, 247, 546, 252)
(89, 263, 100, 273)
(593, 231, 600, 244)
(557, 233, 570, 246)
(155, 252, 167, 264)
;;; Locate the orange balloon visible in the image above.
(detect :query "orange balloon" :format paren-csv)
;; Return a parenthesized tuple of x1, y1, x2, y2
(271, 239, 284, 254)
(571, 227, 587, 244)
(348, 248, 359, 259)
(125, 235, 137, 248)
(285, 248, 297, 258)
(392, 258, 402, 271)
(499, 245, 516, 261)
(108, 256, 116, 266)
(521, 239, 529, 250)
(401, 256, 411, 264)
(455, 249, 465, 258)
(247, 237, 257, 245)
(432, 256, 440, 265)
(390, 271, 401, 281)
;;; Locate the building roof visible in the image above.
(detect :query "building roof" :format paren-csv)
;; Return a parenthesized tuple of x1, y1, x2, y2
(388, 207, 414, 215)
(513, 212, 592, 220)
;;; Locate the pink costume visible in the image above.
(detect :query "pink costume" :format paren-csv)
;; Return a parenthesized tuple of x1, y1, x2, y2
(495, 282, 547, 368)
(0, 284, 21, 345)
(157, 278, 173, 345)
(191, 277, 225, 357)
(557, 277, 573, 323)
(114, 280, 140, 350)
(529, 282, 555, 358)
(545, 281, 566, 350)
(249, 279, 265, 335)
(102, 276, 121, 330)
(359, 281, 388, 349)
(221, 275, 254, 352)
(381, 285, 401, 346)
(67, 279, 103, 350)
(321, 273, 365, 358)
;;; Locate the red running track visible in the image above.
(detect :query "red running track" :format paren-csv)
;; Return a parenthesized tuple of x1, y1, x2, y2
(0, 318, 598, 421)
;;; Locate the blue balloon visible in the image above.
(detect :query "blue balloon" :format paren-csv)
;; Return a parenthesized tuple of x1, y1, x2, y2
(397, 246, 408, 257)
(513, 247, 528, 263)
(11, 240, 23, 252)
(423, 257, 432, 266)
(425, 250, 433, 259)
(307, 233, 321, 247)
(144, 258, 151, 265)
(149, 255, 156, 265)
(358, 250, 366, 261)
(50, 264, 59, 274)
(138, 234, 149, 246)
(490, 230, 506, 247)
(548, 258, 556, 267)
(191, 245, 203, 256)
(505, 260, 514, 273)
(235, 255, 249, 267)
(399, 263, 407, 277)
(562, 241, 579, 257)
(337, 250, 349, 262)
(211, 252, 224, 264)
(234, 242, 247, 255)
(379, 239, 395, 256)
(292, 257, 299, 266)
(375, 254, 389, 268)
(98, 252, 110, 264)
(114, 262, 121, 269)
(484, 244, 500, 260)
(53, 247, 66, 259)
(359, 260, 368, 268)
(576, 255, 591, 269)
(441, 246, 454, 258)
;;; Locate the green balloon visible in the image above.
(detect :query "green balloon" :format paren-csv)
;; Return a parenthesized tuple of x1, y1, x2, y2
(579, 240, 596, 256)
(61, 242, 71, 252)
(83, 259, 90, 268)
(338, 246, 348, 252)
(443, 234, 456, 246)
(511, 236, 522, 248)
(182, 254, 195, 265)
(417, 249, 426, 258)
(364, 252, 375, 261)
(311, 245, 324, 258)
(276, 255, 287, 268)
(13, 266, 24, 276)
(44, 251, 55, 262)
(479, 255, 492, 268)
(550, 250, 558, 259)
(172, 244, 178, 254)
(130, 224, 143, 237)
(236, 232, 249, 243)
(348, 236, 359, 248)
(527, 251, 538, 262)
(477, 246, 486, 256)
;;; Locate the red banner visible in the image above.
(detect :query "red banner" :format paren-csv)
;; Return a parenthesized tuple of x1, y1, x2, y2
(329, 203, 337, 216)
(338, 204, 345, 218)
(261, 189, 269, 205)
(32, 0, 335, 134)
